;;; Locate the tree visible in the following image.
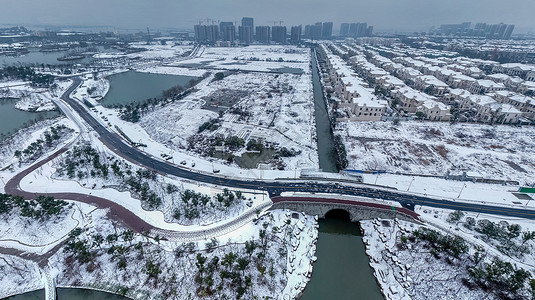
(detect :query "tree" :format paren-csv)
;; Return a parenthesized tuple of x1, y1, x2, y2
(424, 84, 435, 95)
(214, 72, 225, 81)
(415, 111, 426, 120)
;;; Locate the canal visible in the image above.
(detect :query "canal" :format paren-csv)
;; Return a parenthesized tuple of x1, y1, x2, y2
(311, 49, 338, 173)
(100, 70, 199, 107)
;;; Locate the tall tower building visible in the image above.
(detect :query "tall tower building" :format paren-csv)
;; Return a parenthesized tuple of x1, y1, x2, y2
(240, 17, 254, 43)
(239, 26, 253, 44)
(340, 23, 350, 36)
(504, 24, 515, 39)
(321, 22, 333, 39)
(256, 26, 271, 43)
(219, 22, 235, 42)
(290, 25, 302, 43)
(194, 25, 219, 42)
(272, 26, 287, 44)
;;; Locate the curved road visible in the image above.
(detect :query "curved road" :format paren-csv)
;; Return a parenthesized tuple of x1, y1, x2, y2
(6, 78, 535, 238)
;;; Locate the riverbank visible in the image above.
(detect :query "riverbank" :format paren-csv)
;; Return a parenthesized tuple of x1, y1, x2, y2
(360, 215, 535, 299)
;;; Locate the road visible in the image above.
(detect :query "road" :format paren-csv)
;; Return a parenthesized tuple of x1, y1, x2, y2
(7, 78, 535, 227)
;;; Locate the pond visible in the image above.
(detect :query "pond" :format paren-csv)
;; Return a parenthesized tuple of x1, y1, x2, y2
(99, 70, 199, 107)
(0, 98, 61, 141)
(213, 148, 277, 169)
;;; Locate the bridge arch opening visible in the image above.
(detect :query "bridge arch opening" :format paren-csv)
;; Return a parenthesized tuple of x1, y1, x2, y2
(324, 209, 351, 221)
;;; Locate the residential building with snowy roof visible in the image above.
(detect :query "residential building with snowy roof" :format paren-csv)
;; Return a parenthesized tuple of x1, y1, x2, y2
(468, 79, 506, 94)
(414, 75, 449, 96)
(416, 100, 451, 121)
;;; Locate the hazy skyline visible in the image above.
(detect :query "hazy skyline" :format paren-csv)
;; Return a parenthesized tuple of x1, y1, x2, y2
(0, 0, 533, 33)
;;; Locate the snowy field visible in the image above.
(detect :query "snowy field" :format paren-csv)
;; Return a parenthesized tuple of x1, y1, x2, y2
(361, 215, 535, 300)
(169, 45, 309, 73)
(338, 120, 535, 185)
(93, 42, 193, 60)
(47, 208, 317, 300)
(140, 69, 317, 171)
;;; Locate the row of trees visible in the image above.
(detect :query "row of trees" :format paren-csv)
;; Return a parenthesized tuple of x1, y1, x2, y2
(14, 125, 71, 163)
(0, 66, 54, 87)
(0, 193, 67, 221)
(172, 188, 244, 222)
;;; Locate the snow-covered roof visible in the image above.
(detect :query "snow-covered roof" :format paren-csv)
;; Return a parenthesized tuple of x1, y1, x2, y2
(417, 75, 448, 88)
(501, 63, 535, 72)
(475, 79, 505, 89)
(467, 95, 496, 106)
(421, 99, 450, 111)
(487, 73, 511, 81)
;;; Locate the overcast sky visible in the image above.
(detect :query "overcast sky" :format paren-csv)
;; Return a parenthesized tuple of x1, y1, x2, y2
(0, 0, 533, 33)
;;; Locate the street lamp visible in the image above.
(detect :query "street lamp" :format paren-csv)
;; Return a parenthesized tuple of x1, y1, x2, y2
(407, 176, 415, 191)
(457, 183, 467, 199)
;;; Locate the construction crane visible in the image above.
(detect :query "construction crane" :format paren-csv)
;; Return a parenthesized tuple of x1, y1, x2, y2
(146, 27, 151, 45)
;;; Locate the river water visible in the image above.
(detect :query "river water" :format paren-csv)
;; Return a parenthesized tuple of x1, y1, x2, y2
(299, 48, 383, 299)
(311, 49, 338, 173)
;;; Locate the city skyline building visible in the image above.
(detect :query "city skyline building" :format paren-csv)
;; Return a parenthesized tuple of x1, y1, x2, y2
(272, 25, 286, 44)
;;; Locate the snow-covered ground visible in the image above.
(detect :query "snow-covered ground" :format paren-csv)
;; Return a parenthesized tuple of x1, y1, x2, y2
(0, 205, 317, 300)
(168, 45, 309, 73)
(361, 215, 535, 300)
(338, 120, 535, 185)
(0, 255, 42, 298)
(0, 79, 72, 111)
(93, 42, 193, 60)
(140, 69, 317, 171)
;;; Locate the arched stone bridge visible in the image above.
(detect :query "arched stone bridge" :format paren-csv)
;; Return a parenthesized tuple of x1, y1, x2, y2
(270, 196, 421, 223)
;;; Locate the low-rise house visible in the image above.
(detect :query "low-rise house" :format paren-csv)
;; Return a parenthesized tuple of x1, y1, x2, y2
(493, 63, 535, 79)
(392, 86, 435, 113)
(487, 73, 511, 84)
(397, 67, 422, 82)
(468, 79, 506, 94)
(518, 81, 535, 95)
(414, 75, 449, 95)
(417, 100, 451, 121)
(376, 75, 405, 89)
(448, 74, 476, 89)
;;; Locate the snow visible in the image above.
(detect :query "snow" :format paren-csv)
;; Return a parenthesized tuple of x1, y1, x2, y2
(168, 45, 309, 73)
(0, 255, 42, 298)
(81, 61, 317, 178)
(0, 79, 72, 112)
(337, 120, 535, 186)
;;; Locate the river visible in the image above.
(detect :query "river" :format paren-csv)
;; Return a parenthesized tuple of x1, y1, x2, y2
(299, 48, 383, 299)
